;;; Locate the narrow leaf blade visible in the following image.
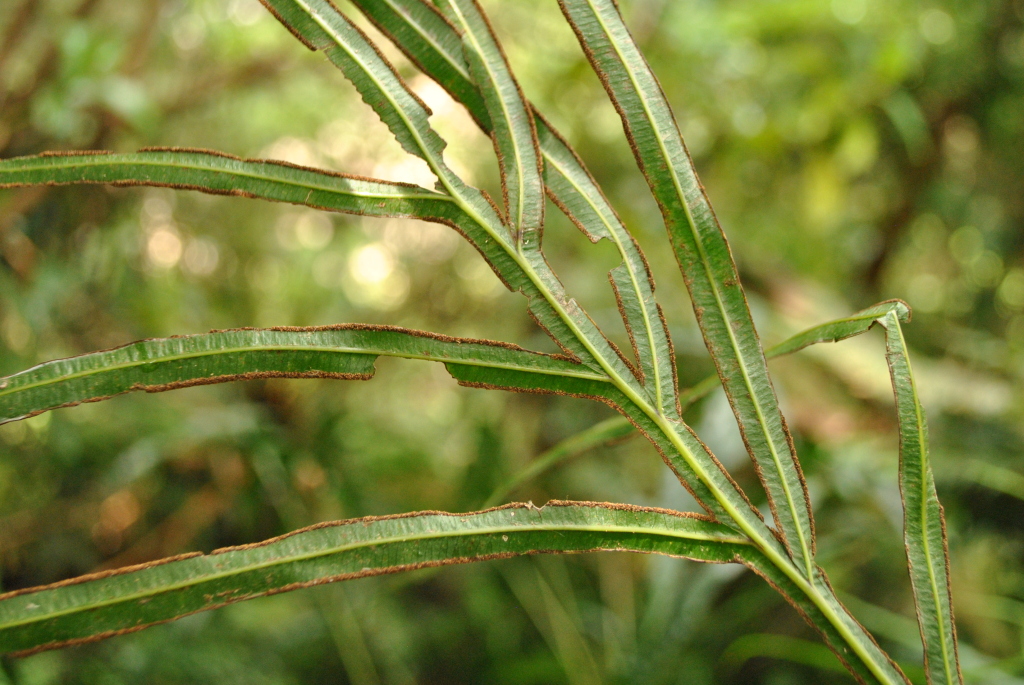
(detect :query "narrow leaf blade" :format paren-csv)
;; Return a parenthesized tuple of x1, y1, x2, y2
(558, 0, 815, 577)
(877, 311, 962, 684)
(0, 326, 605, 423)
(0, 149, 454, 217)
(434, 0, 544, 246)
(769, 301, 910, 357)
(0, 502, 749, 656)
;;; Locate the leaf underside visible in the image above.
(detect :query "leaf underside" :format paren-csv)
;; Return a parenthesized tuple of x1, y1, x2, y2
(0, 502, 749, 656)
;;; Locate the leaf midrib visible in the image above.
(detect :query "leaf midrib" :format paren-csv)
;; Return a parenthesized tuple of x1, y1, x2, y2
(0, 520, 749, 629)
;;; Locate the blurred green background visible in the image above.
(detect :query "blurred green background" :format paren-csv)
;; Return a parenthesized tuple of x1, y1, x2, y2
(1, 0, 1023, 682)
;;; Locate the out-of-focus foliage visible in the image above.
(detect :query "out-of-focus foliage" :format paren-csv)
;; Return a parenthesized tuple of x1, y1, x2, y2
(0, 0, 1022, 682)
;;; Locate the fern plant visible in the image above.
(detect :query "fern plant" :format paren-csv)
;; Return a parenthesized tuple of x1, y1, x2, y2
(0, 1, 960, 683)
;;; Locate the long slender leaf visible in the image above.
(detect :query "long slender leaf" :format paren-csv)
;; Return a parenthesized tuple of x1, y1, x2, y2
(0, 502, 751, 656)
(433, 0, 544, 248)
(557, 0, 815, 581)
(0, 149, 456, 217)
(771, 301, 909, 356)
(0, 325, 606, 424)
(350, 0, 680, 416)
(484, 300, 913, 507)
(876, 311, 962, 684)
(0, 497, 899, 683)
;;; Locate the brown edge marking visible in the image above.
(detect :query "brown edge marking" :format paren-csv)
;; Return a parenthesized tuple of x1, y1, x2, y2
(36, 149, 113, 158)
(556, 0, 810, 559)
(2, 500, 740, 658)
(607, 270, 645, 384)
(257, 0, 320, 51)
(658, 303, 683, 418)
(781, 410, 815, 553)
(937, 500, 964, 683)
(137, 146, 242, 161)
